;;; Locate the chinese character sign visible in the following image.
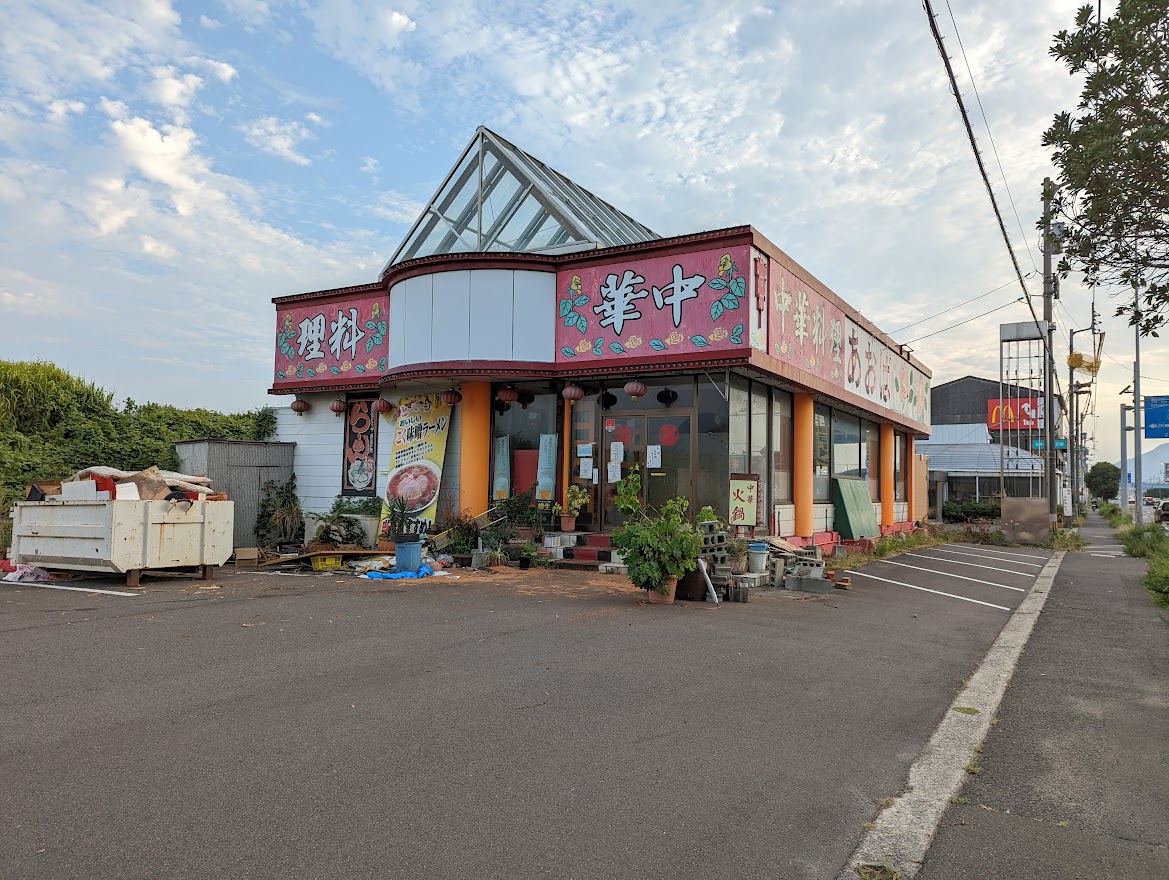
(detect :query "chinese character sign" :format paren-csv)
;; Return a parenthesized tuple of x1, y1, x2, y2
(554, 246, 752, 362)
(729, 475, 759, 528)
(342, 397, 379, 496)
(274, 295, 389, 387)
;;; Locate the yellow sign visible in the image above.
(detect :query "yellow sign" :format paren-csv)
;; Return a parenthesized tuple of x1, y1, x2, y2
(729, 476, 758, 527)
(380, 394, 452, 532)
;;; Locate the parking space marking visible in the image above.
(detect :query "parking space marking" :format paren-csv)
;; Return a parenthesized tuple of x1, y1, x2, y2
(876, 559, 1027, 592)
(906, 553, 1035, 577)
(947, 544, 1049, 562)
(3, 583, 140, 597)
(931, 547, 1043, 567)
(847, 570, 1012, 611)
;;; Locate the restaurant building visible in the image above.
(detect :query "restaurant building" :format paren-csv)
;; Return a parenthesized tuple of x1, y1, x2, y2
(269, 128, 931, 548)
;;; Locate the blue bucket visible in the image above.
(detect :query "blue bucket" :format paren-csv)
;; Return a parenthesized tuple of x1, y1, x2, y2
(395, 539, 423, 573)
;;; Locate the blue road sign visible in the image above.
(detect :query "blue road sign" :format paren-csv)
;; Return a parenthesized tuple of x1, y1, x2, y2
(1146, 395, 1169, 439)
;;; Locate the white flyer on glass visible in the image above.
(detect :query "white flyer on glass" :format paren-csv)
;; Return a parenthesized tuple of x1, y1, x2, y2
(610, 441, 624, 463)
(646, 445, 662, 468)
(576, 443, 593, 458)
(607, 461, 622, 483)
(579, 458, 593, 479)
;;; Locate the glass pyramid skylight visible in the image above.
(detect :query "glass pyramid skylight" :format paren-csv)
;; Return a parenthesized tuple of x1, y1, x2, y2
(384, 127, 658, 272)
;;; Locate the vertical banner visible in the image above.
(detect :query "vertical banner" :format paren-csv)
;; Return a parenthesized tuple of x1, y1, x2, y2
(379, 394, 452, 533)
(729, 473, 759, 527)
(492, 435, 511, 501)
(341, 397, 378, 496)
(536, 434, 558, 507)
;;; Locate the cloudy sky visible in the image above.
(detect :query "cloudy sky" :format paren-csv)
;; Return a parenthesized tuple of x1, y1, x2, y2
(1, 0, 1163, 464)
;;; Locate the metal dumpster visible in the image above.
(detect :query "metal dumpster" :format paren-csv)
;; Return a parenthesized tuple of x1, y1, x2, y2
(11, 499, 234, 585)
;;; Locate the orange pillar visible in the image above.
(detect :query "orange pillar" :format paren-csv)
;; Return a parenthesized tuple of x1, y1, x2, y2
(793, 393, 814, 538)
(880, 424, 895, 529)
(906, 443, 918, 524)
(458, 381, 491, 516)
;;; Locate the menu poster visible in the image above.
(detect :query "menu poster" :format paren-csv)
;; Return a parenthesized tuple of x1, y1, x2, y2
(378, 394, 452, 535)
(607, 461, 622, 483)
(610, 441, 624, 464)
(536, 434, 558, 505)
(646, 445, 662, 468)
(579, 458, 593, 479)
(576, 443, 593, 458)
(493, 435, 511, 501)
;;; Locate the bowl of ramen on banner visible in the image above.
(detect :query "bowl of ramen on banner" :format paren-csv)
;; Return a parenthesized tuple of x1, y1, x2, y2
(386, 460, 442, 514)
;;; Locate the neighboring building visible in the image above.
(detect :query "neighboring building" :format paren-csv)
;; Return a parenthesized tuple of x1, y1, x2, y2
(268, 127, 932, 548)
(921, 375, 1066, 507)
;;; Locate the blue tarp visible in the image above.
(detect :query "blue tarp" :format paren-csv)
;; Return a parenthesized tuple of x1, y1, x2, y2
(362, 564, 434, 580)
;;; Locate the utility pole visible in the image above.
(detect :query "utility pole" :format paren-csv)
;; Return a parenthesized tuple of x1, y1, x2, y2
(1134, 356, 1144, 525)
(1121, 402, 1131, 513)
(1042, 178, 1057, 523)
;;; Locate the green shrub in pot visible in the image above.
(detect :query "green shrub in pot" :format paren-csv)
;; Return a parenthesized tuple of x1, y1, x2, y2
(610, 466, 702, 595)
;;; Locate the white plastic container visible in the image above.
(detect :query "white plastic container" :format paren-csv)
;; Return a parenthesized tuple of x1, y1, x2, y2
(11, 499, 234, 578)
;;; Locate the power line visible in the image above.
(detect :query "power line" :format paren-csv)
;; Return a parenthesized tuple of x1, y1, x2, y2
(890, 274, 1030, 335)
(904, 297, 1024, 344)
(943, 0, 1041, 275)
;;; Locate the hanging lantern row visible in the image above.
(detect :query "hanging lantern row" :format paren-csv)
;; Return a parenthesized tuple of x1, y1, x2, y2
(623, 380, 648, 402)
(496, 385, 519, 404)
(330, 398, 347, 417)
(290, 398, 310, 416)
(439, 388, 463, 406)
(561, 382, 585, 402)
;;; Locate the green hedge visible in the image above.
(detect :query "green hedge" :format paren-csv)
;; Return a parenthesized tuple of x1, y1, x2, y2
(942, 501, 1001, 522)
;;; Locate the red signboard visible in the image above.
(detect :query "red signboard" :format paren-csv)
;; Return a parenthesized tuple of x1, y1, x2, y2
(554, 245, 752, 363)
(341, 397, 378, 496)
(987, 397, 1042, 430)
(273, 295, 388, 387)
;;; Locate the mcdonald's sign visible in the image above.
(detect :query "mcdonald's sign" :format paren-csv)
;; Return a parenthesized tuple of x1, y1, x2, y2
(987, 397, 1042, 430)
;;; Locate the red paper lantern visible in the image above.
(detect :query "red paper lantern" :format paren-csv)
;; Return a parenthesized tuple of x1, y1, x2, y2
(623, 380, 648, 401)
(290, 398, 310, 416)
(330, 398, 347, 417)
(561, 382, 585, 402)
(517, 391, 535, 409)
(371, 398, 394, 417)
(496, 385, 519, 403)
(656, 388, 678, 407)
(439, 388, 463, 406)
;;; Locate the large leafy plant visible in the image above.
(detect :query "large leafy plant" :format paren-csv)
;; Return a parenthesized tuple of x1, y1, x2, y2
(610, 466, 702, 594)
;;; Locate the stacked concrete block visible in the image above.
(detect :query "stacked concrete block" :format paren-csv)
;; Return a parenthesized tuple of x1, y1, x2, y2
(698, 522, 733, 591)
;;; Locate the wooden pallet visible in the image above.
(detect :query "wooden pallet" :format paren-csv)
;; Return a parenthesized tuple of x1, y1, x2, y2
(254, 549, 387, 568)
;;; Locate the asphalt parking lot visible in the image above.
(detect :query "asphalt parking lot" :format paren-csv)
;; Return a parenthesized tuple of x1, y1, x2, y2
(2, 544, 1050, 880)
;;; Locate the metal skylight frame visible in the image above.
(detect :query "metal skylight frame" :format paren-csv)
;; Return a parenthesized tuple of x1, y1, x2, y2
(383, 127, 658, 274)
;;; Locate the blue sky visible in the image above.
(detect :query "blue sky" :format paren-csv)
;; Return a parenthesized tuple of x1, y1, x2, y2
(1, 0, 1162, 462)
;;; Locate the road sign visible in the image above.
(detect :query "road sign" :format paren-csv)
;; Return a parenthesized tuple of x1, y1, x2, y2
(1054, 438, 1068, 450)
(1032, 439, 1044, 450)
(1146, 396, 1169, 439)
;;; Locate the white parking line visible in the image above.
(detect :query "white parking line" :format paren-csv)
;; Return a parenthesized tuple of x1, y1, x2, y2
(906, 553, 1035, 577)
(948, 544, 1048, 562)
(932, 547, 1043, 568)
(4, 583, 140, 597)
(847, 570, 1011, 611)
(876, 559, 1026, 592)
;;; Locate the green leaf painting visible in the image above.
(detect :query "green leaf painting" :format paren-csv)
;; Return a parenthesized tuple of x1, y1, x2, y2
(576, 314, 587, 333)
(691, 335, 710, 347)
(730, 276, 746, 298)
(592, 338, 603, 356)
(355, 364, 366, 373)
(710, 300, 725, 321)
(708, 277, 728, 290)
(560, 347, 576, 358)
(330, 366, 341, 375)
(649, 338, 665, 351)
(559, 299, 572, 317)
(721, 292, 739, 310)
(608, 342, 626, 354)
(573, 294, 589, 307)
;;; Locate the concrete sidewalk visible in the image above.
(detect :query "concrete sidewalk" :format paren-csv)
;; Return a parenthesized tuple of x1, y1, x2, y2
(918, 513, 1169, 879)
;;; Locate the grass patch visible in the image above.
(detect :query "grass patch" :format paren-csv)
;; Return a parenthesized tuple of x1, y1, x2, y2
(826, 524, 951, 570)
(855, 857, 901, 880)
(1113, 523, 1169, 610)
(950, 796, 970, 805)
(879, 796, 896, 809)
(951, 706, 979, 715)
(1047, 529, 1087, 551)
(965, 757, 983, 775)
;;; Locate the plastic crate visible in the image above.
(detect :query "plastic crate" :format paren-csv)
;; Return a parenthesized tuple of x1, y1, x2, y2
(312, 554, 343, 571)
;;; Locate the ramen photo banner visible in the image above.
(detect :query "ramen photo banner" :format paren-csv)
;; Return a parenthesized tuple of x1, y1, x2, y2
(380, 394, 452, 532)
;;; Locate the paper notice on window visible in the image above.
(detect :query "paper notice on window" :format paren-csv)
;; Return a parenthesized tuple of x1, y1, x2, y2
(576, 443, 592, 458)
(607, 461, 622, 483)
(610, 441, 624, 463)
(646, 444, 662, 468)
(579, 458, 593, 480)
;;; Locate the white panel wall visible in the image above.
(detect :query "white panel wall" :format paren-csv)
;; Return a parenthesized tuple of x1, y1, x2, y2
(894, 501, 909, 522)
(389, 268, 555, 366)
(512, 271, 554, 361)
(431, 270, 471, 361)
(273, 393, 396, 516)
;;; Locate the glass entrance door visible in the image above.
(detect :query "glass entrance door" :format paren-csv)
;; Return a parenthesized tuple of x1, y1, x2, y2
(602, 412, 694, 528)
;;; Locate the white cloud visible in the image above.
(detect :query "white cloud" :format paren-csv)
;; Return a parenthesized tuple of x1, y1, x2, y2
(360, 156, 379, 175)
(367, 190, 423, 224)
(219, 0, 273, 26)
(199, 14, 222, 29)
(145, 66, 204, 120)
(238, 115, 319, 165)
(187, 56, 237, 83)
(141, 234, 177, 259)
(45, 99, 86, 122)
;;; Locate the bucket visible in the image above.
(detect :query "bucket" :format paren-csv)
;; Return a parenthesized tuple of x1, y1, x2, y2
(395, 540, 423, 573)
(748, 543, 769, 575)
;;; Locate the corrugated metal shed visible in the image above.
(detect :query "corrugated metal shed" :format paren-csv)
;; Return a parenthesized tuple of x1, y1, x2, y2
(175, 440, 295, 547)
(916, 441, 1044, 477)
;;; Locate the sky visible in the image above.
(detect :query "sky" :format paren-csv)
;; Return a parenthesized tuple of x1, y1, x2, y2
(1, 0, 1164, 466)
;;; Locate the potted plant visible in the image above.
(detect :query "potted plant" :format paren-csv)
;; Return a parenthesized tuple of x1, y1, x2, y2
(555, 484, 590, 532)
(610, 466, 703, 604)
(727, 536, 749, 574)
(383, 497, 421, 544)
(438, 509, 480, 567)
(696, 505, 719, 523)
(484, 548, 509, 568)
(500, 482, 540, 541)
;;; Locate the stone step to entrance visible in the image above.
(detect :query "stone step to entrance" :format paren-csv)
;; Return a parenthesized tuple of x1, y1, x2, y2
(584, 533, 612, 548)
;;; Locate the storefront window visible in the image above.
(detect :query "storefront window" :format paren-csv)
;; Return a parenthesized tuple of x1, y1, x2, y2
(772, 389, 793, 502)
(697, 372, 730, 521)
(831, 411, 861, 480)
(491, 386, 560, 501)
(729, 375, 749, 477)
(861, 419, 880, 501)
(750, 382, 769, 528)
(813, 403, 831, 502)
(894, 431, 908, 502)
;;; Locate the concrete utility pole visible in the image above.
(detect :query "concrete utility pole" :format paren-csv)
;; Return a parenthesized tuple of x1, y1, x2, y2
(1134, 356, 1144, 525)
(1121, 403, 1131, 513)
(1042, 178, 1058, 522)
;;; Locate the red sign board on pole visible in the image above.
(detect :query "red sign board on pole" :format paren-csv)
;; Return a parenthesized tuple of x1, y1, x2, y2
(987, 397, 1042, 430)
